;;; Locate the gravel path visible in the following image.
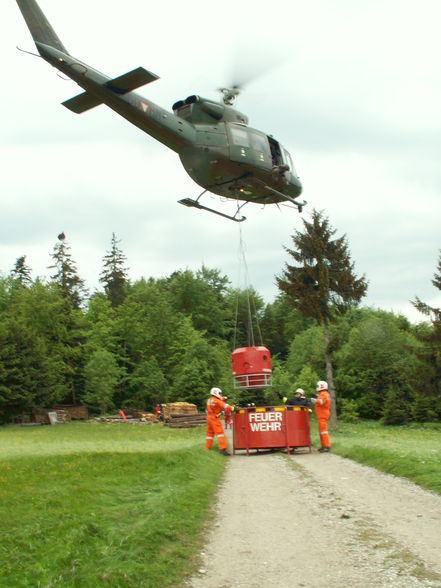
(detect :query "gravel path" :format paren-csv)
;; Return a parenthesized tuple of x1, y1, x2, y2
(188, 443, 441, 588)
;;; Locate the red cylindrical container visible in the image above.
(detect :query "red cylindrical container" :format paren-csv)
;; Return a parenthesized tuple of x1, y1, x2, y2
(232, 346, 272, 389)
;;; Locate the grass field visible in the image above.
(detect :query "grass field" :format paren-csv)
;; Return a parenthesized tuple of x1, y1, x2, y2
(0, 422, 224, 587)
(328, 420, 441, 496)
(1, 420, 441, 587)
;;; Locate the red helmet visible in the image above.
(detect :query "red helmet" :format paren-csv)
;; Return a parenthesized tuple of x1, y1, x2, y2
(210, 387, 223, 400)
(316, 381, 328, 392)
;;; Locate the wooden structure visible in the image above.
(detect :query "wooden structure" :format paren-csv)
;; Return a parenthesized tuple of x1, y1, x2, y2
(166, 413, 206, 428)
(162, 402, 198, 422)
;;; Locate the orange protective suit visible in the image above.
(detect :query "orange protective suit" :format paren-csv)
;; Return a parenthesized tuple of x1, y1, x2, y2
(314, 389, 331, 448)
(205, 396, 232, 451)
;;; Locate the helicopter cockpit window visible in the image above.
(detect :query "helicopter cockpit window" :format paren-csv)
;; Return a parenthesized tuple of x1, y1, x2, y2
(283, 149, 297, 176)
(230, 127, 250, 147)
(250, 133, 269, 153)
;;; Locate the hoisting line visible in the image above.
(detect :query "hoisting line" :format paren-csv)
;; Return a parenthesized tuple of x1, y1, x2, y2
(232, 206, 264, 350)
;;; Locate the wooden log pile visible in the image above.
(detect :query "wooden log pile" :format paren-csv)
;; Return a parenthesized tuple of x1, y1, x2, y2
(35, 409, 72, 424)
(167, 413, 206, 428)
(162, 402, 198, 422)
(55, 405, 89, 420)
(33, 410, 50, 425)
(47, 409, 71, 425)
(54, 409, 71, 423)
(130, 411, 158, 423)
(94, 414, 153, 424)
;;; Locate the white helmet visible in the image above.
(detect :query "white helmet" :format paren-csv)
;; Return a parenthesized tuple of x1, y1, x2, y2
(210, 387, 223, 399)
(316, 380, 328, 392)
(295, 388, 305, 395)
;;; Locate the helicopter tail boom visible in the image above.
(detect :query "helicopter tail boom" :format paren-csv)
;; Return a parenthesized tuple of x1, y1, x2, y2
(16, 0, 69, 55)
(15, 1, 193, 153)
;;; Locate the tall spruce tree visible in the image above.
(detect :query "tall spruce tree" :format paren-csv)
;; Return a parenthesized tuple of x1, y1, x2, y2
(10, 255, 32, 286)
(413, 249, 441, 324)
(48, 233, 88, 309)
(412, 250, 441, 419)
(277, 209, 367, 426)
(100, 233, 129, 308)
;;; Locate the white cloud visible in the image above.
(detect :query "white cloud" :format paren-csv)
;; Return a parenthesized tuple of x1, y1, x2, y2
(2, 0, 440, 323)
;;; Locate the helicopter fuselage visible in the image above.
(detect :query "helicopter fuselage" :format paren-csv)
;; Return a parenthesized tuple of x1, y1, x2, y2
(179, 121, 302, 204)
(172, 95, 303, 205)
(16, 0, 304, 215)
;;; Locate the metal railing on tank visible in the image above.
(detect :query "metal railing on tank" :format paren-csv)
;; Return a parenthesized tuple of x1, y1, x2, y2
(233, 372, 272, 389)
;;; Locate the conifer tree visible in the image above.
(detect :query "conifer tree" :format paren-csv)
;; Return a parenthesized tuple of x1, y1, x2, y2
(100, 233, 129, 308)
(10, 255, 32, 286)
(83, 348, 120, 414)
(277, 209, 367, 426)
(48, 232, 88, 309)
(381, 384, 411, 425)
(413, 250, 441, 325)
(412, 250, 441, 419)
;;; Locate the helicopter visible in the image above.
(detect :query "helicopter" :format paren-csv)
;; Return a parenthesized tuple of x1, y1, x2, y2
(15, 0, 306, 223)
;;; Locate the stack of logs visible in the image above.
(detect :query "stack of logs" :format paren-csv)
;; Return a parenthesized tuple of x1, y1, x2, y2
(54, 409, 70, 423)
(55, 405, 89, 420)
(34, 409, 71, 425)
(32, 406, 88, 425)
(131, 411, 157, 423)
(162, 402, 206, 428)
(94, 411, 157, 424)
(162, 402, 197, 421)
(167, 412, 206, 428)
(94, 403, 206, 427)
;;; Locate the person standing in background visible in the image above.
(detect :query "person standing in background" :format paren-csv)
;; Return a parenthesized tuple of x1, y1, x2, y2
(205, 387, 234, 456)
(310, 381, 331, 453)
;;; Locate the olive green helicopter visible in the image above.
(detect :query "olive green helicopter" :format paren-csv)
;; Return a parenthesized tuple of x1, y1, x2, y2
(16, 0, 306, 222)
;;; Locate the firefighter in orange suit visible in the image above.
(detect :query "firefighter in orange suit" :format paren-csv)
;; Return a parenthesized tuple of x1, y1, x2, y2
(311, 380, 331, 453)
(205, 387, 233, 456)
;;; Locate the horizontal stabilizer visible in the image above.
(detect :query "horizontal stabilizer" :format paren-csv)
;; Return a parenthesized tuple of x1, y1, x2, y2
(62, 67, 159, 113)
(62, 92, 103, 114)
(105, 67, 159, 94)
(16, 0, 68, 55)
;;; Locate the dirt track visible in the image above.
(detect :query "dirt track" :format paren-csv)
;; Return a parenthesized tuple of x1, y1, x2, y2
(188, 440, 441, 588)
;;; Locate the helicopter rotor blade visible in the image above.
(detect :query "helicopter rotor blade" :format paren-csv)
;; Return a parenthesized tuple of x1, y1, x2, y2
(217, 45, 288, 103)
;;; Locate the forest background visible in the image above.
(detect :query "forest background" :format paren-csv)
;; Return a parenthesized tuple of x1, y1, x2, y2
(1, 228, 440, 426)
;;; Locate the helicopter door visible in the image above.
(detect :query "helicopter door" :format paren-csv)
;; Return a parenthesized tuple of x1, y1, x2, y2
(268, 136, 284, 168)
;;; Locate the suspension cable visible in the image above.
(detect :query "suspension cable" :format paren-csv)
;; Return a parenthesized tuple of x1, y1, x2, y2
(232, 211, 263, 349)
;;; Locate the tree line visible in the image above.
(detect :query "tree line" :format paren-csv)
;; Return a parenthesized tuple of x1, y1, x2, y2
(1, 215, 440, 425)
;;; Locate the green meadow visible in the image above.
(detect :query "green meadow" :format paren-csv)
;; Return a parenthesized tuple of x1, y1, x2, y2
(1, 420, 441, 587)
(0, 423, 224, 587)
(329, 420, 441, 495)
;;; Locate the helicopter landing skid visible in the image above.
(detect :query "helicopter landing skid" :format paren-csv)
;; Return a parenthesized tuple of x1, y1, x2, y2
(264, 185, 307, 213)
(178, 197, 246, 223)
(253, 179, 307, 213)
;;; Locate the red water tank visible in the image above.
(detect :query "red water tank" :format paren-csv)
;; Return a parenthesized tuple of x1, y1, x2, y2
(232, 406, 311, 455)
(232, 346, 272, 389)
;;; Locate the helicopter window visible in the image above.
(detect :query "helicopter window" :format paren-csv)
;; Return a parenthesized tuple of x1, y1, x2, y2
(283, 149, 297, 176)
(251, 134, 269, 153)
(230, 127, 250, 147)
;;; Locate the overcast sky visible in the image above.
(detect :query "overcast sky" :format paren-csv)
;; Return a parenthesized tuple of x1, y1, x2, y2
(2, 0, 440, 322)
